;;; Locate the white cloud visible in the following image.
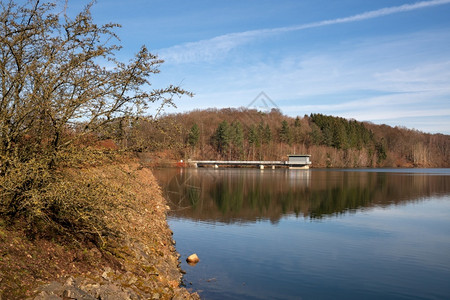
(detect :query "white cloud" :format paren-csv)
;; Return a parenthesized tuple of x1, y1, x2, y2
(159, 0, 450, 64)
(154, 1, 450, 134)
(279, 86, 450, 133)
(166, 28, 450, 134)
(183, 31, 450, 99)
(159, 31, 260, 64)
(374, 61, 450, 92)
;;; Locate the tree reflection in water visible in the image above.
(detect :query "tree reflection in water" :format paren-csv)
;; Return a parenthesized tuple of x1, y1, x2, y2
(155, 168, 450, 223)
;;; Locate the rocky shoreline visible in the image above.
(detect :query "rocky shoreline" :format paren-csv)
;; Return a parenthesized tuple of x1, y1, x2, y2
(0, 163, 199, 300)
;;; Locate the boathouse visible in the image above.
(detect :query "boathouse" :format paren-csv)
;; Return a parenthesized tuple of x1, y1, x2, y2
(287, 155, 311, 169)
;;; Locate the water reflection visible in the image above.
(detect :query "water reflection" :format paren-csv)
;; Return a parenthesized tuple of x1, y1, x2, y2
(154, 169, 450, 299)
(154, 168, 450, 223)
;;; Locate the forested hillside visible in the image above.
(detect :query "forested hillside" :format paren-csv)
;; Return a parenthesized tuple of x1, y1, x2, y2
(102, 108, 449, 168)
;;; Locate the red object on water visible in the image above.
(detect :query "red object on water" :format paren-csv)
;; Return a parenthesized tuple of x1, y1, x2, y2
(176, 161, 186, 168)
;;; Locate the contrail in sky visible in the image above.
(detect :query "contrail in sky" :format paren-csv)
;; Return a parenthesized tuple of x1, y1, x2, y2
(280, 0, 450, 32)
(161, 0, 450, 63)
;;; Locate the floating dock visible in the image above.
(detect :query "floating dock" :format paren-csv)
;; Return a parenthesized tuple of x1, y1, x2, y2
(188, 155, 311, 170)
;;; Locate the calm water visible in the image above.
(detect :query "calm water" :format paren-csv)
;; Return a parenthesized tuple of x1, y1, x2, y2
(154, 168, 450, 300)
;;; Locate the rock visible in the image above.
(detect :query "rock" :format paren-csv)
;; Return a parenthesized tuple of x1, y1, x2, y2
(62, 289, 75, 298)
(186, 253, 199, 265)
(33, 291, 61, 300)
(101, 267, 112, 281)
(152, 293, 160, 299)
(127, 275, 137, 285)
(65, 277, 75, 286)
(101, 271, 109, 281)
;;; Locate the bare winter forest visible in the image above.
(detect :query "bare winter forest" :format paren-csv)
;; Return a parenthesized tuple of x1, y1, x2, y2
(102, 108, 450, 168)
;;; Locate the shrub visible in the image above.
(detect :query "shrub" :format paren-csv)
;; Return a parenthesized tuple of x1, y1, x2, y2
(0, 153, 133, 246)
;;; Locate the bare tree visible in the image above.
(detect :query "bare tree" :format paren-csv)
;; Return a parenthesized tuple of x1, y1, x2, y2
(0, 0, 192, 170)
(0, 0, 192, 241)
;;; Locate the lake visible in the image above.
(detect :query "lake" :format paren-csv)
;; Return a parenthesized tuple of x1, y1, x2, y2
(153, 168, 450, 299)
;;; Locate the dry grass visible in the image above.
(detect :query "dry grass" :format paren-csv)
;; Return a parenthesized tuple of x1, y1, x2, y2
(0, 161, 198, 299)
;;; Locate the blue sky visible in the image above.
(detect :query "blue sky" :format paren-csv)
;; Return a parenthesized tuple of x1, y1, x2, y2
(80, 1, 450, 134)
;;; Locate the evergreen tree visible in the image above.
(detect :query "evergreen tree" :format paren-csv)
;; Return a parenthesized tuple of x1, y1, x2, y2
(333, 119, 348, 149)
(257, 122, 265, 141)
(263, 124, 272, 144)
(294, 116, 301, 128)
(279, 120, 292, 145)
(247, 125, 260, 160)
(376, 139, 387, 164)
(211, 121, 231, 157)
(230, 121, 244, 159)
(248, 125, 260, 147)
(309, 122, 323, 145)
(310, 113, 376, 150)
(293, 116, 303, 144)
(187, 123, 200, 148)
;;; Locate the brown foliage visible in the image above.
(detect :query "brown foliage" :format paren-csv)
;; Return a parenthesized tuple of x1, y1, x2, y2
(366, 123, 450, 167)
(0, 0, 191, 244)
(130, 108, 450, 168)
(0, 163, 198, 299)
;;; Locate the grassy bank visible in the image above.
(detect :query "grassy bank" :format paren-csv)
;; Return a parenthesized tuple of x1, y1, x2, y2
(0, 161, 198, 299)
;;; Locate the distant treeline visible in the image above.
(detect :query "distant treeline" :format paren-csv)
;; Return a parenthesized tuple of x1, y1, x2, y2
(101, 108, 449, 168)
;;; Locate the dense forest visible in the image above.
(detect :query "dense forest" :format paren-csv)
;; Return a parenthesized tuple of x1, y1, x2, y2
(100, 108, 449, 168)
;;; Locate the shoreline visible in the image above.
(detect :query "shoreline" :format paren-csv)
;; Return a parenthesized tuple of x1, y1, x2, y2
(1, 163, 199, 299)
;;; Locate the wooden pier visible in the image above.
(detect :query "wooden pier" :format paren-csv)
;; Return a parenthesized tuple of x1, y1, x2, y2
(188, 155, 311, 170)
